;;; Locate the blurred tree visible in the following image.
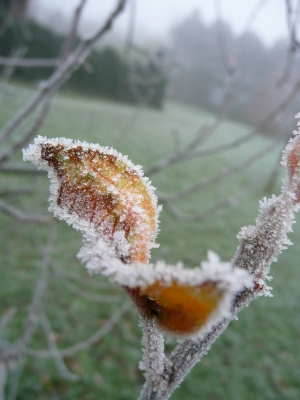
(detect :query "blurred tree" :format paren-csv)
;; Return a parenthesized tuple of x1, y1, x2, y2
(169, 10, 300, 136)
(169, 11, 233, 112)
(0, 13, 166, 108)
(1, 0, 30, 20)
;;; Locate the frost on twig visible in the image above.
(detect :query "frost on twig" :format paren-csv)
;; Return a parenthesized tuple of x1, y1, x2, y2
(233, 112, 300, 299)
(23, 117, 300, 399)
(139, 317, 166, 395)
(142, 113, 300, 400)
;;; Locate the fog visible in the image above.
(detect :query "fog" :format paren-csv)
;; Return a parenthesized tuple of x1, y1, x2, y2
(29, 0, 289, 46)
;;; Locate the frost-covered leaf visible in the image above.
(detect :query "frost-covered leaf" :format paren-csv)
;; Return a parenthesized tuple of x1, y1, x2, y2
(23, 136, 160, 263)
(23, 136, 252, 339)
(124, 252, 252, 337)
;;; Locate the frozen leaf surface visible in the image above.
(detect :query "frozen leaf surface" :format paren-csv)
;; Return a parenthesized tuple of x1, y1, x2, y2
(23, 136, 160, 263)
(136, 252, 251, 337)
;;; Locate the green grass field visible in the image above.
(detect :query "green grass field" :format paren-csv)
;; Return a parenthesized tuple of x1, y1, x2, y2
(0, 87, 300, 399)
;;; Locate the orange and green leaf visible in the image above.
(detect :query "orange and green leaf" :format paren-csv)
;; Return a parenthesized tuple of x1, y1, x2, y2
(24, 137, 250, 338)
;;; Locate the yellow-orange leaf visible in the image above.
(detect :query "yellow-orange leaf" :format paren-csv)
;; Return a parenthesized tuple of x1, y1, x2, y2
(125, 281, 224, 335)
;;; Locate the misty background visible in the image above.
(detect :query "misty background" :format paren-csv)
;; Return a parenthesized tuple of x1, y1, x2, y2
(2, 0, 300, 135)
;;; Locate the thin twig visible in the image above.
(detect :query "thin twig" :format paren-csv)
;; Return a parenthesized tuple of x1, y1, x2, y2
(57, 278, 122, 303)
(213, 0, 230, 73)
(59, 0, 88, 62)
(0, 199, 52, 223)
(0, 225, 55, 395)
(0, 56, 60, 68)
(145, 78, 300, 177)
(18, 225, 55, 349)
(0, 46, 27, 85)
(0, 96, 53, 165)
(40, 312, 79, 381)
(158, 134, 282, 203)
(277, 0, 300, 85)
(160, 172, 268, 222)
(0, 165, 46, 175)
(25, 303, 129, 358)
(50, 265, 108, 290)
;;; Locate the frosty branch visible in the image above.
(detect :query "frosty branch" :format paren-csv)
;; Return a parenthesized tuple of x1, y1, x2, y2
(22, 111, 300, 399)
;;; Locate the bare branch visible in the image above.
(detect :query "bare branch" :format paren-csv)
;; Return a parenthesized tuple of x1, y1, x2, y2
(58, 278, 122, 303)
(0, 96, 53, 165)
(277, 0, 300, 85)
(239, 0, 269, 42)
(160, 172, 268, 222)
(0, 225, 55, 367)
(277, 51, 296, 87)
(59, 0, 88, 61)
(146, 78, 300, 177)
(40, 312, 79, 381)
(213, 0, 230, 72)
(0, 199, 53, 223)
(25, 303, 129, 358)
(284, 0, 300, 50)
(18, 225, 55, 348)
(159, 135, 282, 203)
(50, 265, 108, 290)
(0, 46, 27, 85)
(0, 165, 45, 175)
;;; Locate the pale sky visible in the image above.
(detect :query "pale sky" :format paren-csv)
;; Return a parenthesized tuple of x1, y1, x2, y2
(30, 0, 295, 47)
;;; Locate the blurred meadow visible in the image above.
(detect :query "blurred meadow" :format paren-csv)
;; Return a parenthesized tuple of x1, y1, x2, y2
(1, 1, 300, 399)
